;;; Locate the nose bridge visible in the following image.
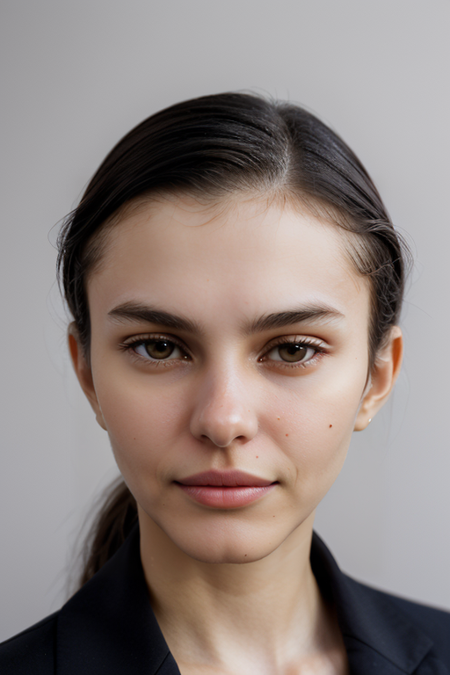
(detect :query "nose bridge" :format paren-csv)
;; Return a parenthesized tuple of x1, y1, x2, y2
(189, 355, 258, 448)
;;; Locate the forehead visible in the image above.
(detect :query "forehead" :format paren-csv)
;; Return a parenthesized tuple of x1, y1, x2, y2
(88, 195, 370, 325)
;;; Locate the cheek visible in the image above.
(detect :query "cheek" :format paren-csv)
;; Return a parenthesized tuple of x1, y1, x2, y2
(270, 365, 366, 503)
(93, 369, 190, 486)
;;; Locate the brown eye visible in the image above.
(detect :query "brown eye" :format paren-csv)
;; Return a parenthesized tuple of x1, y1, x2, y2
(266, 343, 316, 364)
(135, 339, 181, 360)
(145, 340, 174, 359)
(278, 344, 308, 362)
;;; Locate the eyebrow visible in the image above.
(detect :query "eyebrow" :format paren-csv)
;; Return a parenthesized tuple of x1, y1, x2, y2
(245, 306, 344, 334)
(108, 303, 201, 334)
(108, 301, 344, 335)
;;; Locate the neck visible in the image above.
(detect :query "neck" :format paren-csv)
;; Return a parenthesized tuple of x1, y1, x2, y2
(139, 509, 345, 674)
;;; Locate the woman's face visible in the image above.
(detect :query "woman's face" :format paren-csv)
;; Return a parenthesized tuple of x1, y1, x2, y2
(82, 195, 374, 564)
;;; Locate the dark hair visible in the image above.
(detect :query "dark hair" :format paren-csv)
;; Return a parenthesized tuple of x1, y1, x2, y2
(57, 92, 410, 587)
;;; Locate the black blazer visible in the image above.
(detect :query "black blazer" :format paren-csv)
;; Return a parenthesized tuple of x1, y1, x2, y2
(1, 525, 450, 674)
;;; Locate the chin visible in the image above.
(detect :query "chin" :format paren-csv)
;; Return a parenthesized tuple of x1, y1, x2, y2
(176, 538, 276, 565)
(163, 517, 289, 565)
(138, 501, 308, 566)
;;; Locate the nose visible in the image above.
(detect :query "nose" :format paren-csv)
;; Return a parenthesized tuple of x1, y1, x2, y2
(189, 366, 258, 448)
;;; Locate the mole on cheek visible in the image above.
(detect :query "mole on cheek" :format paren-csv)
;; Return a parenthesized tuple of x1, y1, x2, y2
(285, 433, 289, 437)
(329, 424, 333, 428)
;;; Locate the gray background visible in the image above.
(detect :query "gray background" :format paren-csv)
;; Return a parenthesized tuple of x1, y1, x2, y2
(1, 0, 449, 641)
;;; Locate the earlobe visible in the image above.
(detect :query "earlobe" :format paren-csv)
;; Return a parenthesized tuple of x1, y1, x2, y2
(354, 326, 403, 431)
(67, 323, 107, 431)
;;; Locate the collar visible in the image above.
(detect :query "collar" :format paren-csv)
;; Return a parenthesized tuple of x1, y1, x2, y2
(311, 532, 436, 674)
(57, 525, 178, 675)
(57, 526, 439, 675)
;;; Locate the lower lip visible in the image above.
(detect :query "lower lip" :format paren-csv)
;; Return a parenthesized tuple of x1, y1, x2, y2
(176, 484, 277, 508)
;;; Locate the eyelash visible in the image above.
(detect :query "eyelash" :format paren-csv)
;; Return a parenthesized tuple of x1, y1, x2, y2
(260, 336, 326, 370)
(119, 334, 328, 370)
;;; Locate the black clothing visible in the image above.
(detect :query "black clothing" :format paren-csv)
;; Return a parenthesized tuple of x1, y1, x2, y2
(1, 525, 449, 674)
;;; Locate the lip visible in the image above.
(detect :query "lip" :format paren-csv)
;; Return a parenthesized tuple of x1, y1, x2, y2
(177, 469, 275, 487)
(175, 470, 278, 508)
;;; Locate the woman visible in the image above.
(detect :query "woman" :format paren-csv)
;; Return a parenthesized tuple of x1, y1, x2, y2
(1, 92, 449, 674)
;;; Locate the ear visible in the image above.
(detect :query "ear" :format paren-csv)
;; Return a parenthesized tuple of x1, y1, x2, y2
(68, 323, 107, 431)
(354, 326, 403, 431)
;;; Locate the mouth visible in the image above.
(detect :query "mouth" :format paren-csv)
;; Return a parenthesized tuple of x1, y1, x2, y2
(175, 470, 278, 508)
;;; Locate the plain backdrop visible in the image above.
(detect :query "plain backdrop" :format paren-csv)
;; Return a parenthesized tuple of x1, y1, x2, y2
(1, 0, 449, 641)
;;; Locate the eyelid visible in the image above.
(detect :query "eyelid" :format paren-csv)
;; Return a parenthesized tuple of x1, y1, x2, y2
(261, 335, 328, 354)
(258, 335, 328, 369)
(121, 332, 186, 345)
(120, 333, 190, 359)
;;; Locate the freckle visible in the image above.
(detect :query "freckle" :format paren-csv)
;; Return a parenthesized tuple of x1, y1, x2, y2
(277, 417, 280, 420)
(244, 554, 247, 557)
(329, 424, 333, 428)
(273, 515, 275, 518)
(285, 433, 289, 437)
(256, 456, 259, 459)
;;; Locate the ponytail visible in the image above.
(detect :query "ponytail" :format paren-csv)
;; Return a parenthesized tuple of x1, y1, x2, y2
(79, 478, 138, 588)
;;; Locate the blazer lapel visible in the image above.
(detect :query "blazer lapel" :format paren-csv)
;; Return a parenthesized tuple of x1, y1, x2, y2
(311, 533, 448, 675)
(56, 525, 181, 675)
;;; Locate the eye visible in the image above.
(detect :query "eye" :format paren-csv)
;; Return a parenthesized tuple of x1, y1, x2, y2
(265, 342, 318, 364)
(134, 338, 186, 361)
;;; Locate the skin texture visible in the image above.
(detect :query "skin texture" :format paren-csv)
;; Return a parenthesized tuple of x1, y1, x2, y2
(70, 194, 403, 675)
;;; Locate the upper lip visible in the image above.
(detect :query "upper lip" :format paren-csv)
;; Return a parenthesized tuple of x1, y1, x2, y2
(176, 470, 276, 487)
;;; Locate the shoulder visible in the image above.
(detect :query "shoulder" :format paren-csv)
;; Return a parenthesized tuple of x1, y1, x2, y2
(350, 575, 450, 662)
(354, 576, 450, 634)
(0, 612, 58, 674)
(386, 589, 450, 656)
